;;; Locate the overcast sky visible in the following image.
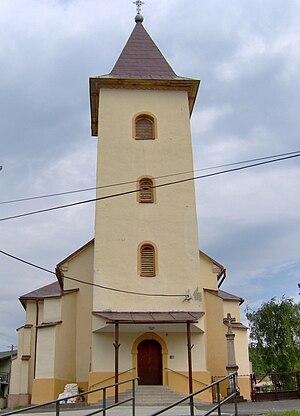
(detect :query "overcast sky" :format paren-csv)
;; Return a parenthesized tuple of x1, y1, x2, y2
(1, 0, 300, 350)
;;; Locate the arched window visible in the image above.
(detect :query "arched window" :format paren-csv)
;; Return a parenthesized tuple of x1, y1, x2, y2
(134, 113, 156, 140)
(138, 177, 154, 203)
(139, 243, 156, 277)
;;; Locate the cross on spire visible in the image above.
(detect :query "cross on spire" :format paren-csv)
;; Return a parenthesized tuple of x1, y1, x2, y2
(133, 0, 144, 15)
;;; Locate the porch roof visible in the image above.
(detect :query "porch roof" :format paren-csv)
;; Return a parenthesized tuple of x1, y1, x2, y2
(92, 311, 204, 324)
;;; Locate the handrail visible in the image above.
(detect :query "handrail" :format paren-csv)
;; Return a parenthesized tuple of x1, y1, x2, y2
(165, 367, 209, 387)
(2, 377, 139, 416)
(89, 367, 136, 388)
(150, 372, 238, 416)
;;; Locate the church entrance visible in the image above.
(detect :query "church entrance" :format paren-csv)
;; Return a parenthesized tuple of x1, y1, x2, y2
(137, 339, 162, 385)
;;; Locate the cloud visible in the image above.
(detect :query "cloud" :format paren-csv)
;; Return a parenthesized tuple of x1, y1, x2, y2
(192, 106, 232, 135)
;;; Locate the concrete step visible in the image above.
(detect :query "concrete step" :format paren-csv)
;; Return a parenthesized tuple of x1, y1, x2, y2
(99, 385, 204, 407)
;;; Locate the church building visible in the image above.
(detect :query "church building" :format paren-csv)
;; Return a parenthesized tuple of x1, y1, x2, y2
(8, 8, 250, 407)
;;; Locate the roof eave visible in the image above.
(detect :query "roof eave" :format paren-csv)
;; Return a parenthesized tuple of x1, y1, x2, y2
(19, 288, 79, 309)
(204, 288, 244, 304)
(89, 77, 200, 137)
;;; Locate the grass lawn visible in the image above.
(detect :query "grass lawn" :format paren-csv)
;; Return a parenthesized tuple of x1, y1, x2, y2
(265, 411, 300, 416)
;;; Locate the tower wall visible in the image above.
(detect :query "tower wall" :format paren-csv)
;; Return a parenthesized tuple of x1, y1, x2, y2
(93, 88, 201, 311)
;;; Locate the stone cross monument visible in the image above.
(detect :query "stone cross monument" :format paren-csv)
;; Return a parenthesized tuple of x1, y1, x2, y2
(224, 313, 239, 395)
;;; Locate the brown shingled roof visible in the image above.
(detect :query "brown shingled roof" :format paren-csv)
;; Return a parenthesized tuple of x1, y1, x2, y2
(110, 21, 177, 79)
(19, 282, 78, 308)
(89, 21, 200, 136)
(204, 289, 244, 305)
(20, 282, 62, 299)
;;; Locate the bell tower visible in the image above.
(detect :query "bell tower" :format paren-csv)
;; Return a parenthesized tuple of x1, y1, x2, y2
(89, 14, 201, 312)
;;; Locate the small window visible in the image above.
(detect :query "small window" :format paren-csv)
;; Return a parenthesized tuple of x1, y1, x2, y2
(138, 178, 154, 203)
(133, 113, 156, 140)
(140, 244, 156, 277)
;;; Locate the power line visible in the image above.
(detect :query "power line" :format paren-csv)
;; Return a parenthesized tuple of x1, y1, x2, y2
(0, 152, 299, 223)
(0, 249, 188, 299)
(1, 150, 299, 206)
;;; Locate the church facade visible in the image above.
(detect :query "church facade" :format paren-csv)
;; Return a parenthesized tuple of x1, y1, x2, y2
(8, 13, 250, 407)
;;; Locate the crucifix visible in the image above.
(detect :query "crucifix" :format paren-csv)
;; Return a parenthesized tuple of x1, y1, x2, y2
(223, 313, 239, 395)
(133, 0, 145, 15)
(225, 312, 235, 334)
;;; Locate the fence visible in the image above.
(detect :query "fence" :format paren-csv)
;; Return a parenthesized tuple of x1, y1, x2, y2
(251, 372, 300, 401)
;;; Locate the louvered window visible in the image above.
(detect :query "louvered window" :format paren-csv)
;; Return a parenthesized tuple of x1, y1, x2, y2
(140, 244, 155, 277)
(139, 178, 154, 203)
(135, 116, 154, 140)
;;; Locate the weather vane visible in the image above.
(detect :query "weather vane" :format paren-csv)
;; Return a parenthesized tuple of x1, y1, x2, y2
(133, 0, 144, 15)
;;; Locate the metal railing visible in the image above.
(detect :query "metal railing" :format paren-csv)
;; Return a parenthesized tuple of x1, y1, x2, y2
(2, 377, 139, 416)
(150, 372, 238, 416)
(165, 367, 209, 387)
(89, 367, 136, 389)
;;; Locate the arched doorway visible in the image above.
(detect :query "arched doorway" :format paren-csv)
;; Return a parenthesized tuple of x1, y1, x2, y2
(137, 339, 162, 385)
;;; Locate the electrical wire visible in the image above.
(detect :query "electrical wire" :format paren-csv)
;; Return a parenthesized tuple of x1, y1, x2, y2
(0, 249, 188, 298)
(0, 153, 299, 223)
(1, 150, 299, 206)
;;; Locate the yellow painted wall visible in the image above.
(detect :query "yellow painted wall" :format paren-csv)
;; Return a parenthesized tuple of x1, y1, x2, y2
(9, 359, 21, 395)
(32, 378, 72, 404)
(62, 242, 94, 383)
(9, 302, 38, 398)
(93, 88, 202, 313)
(204, 291, 227, 376)
(167, 370, 212, 403)
(15, 243, 93, 405)
(35, 326, 56, 378)
(43, 298, 62, 323)
(234, 329, 250, 376)
(54, 293, 77, 381)
(199, 252, 220, 291)
(222, 300, 241, 322)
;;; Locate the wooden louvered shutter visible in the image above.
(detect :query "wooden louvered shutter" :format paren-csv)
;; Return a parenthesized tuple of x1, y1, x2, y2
(136, 117, 154, 139)
(139, 178, 153, 203)
(140, 245, 155, 277)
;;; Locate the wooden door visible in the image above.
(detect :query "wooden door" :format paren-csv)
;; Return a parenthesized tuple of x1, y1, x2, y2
(137, 339, 162, 385)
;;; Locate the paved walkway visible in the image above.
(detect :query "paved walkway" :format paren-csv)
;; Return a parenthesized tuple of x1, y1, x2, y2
(197, 399, 300, 415)
(2, 400, 300, 416)
(2, 406, 211, 416)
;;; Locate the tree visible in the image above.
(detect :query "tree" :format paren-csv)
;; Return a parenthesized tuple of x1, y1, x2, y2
(246, 297, 300, 388)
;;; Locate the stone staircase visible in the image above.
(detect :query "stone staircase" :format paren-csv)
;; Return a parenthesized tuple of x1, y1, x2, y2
(101, 385, 204, 407)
